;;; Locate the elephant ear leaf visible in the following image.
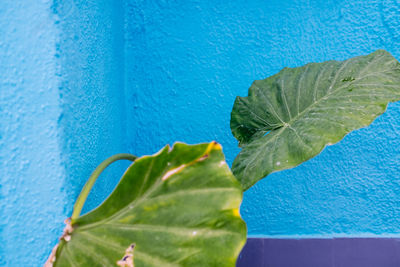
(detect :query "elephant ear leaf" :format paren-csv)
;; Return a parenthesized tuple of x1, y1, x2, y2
(49, 142, 246, 267)
(231, 50, 400, 190)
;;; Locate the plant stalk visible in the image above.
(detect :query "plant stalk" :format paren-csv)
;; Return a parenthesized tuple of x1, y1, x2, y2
(71, 153, 137, 221)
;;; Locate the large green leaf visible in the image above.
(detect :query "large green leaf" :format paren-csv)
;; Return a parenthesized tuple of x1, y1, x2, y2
(50, 142, 246, 267)
(231, 50, 400, 190)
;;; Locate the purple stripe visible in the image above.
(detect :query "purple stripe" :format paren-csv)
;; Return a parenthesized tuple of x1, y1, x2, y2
(237, 238, 400, 267)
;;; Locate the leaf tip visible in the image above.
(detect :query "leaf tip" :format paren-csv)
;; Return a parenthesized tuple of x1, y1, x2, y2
(206, 141, 222, 152)
(232, 208, 240, 217)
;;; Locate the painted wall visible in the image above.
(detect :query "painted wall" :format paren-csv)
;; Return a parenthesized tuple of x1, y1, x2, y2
(1, 0, 129, 265)
(124, 0, 400, 237)
(0, 1, 65, 265)
(1, 0, 400, 265)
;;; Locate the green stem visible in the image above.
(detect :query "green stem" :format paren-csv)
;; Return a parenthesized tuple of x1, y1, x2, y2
(71, 153, 137, 221)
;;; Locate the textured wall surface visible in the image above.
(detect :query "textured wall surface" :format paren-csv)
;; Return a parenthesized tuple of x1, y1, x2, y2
(1, 0, 400, 265)
(1, 0, 129, 265)
(52, 0, 129, 215)
(0, 1, 66, 265)
(125, 0, 400, 237)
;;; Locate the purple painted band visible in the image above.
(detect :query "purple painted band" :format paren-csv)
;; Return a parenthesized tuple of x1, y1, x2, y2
(237, 238, 400, 267)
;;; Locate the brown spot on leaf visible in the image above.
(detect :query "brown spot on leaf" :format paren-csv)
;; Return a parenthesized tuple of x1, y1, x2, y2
(197, 154, 209, 161)
(44, 244, 58, 267)
(161, 142, 221, 182)
(117, 244, 135, 267)
(62, 218, 73, 242)
(44, 218, 74, 267)
(162, 164, 186, 181)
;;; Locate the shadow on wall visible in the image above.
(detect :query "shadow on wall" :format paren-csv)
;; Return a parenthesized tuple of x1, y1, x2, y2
(53, 0, 129, 214)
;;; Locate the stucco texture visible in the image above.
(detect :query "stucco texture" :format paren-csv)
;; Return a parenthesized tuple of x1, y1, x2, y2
(124, 0, 400, 237)
(1, 0, 400, 265)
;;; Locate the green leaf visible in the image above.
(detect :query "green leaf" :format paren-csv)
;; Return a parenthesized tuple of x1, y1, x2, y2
(231, 50, 400, 190)
(51, 142, 246, 267)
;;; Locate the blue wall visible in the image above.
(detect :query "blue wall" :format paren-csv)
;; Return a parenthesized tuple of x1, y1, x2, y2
(124, 0, 400, 237)
(1, 0, 400, 265)
(0, 1, 65, 265)
(1, 0, 130, 265)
